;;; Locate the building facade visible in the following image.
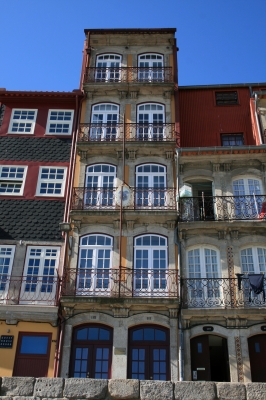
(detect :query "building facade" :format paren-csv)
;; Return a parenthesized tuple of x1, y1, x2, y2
(0, 89, 82, 377)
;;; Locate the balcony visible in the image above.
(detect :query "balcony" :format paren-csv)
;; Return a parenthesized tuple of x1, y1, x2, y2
(179, 195, 266, 222)
(78, 123, 177, 143)
(83, 67, 173, 84)
(0, 275, 59, 306)
(182, 277, 266, 308)
(61, 268, 179, 299)
(71, 187, 176, 211)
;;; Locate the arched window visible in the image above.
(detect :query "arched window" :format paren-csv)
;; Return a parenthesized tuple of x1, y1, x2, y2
(233, 177, 263, 219)
(136, 164, 166, 208)
(134, 235, 168, 295)
(77, 235, 113, 294)
(128, 325, 170, 380)
(84, 164, 116, 208)
(137, 103, 165, 141)
(90, 103, 119, 141)
(186, 247, 221, 306)
(95, 54, 121, 82)
(138, 54, 164, 81)
(70, 324, 113, 378)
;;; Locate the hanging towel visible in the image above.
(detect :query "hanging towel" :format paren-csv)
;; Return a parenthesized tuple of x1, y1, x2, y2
(248, 274, 265, 301)
(236, 273, 244, 291)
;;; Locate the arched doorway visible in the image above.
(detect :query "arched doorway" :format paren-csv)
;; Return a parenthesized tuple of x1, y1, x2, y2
(128, 325, 170, 381)
(191, 335, 230, 381)
(248, 334, 266, 382)
(69, 324, 113, 378)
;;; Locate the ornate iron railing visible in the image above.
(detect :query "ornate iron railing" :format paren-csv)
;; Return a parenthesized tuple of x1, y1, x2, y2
(61, 268, 179, 298)
(83, 67, 173, 84)
(182, 277, 266, 308)
(179, 195, 266, 222)
(78, 123, 177, 142)
(71, 187, 176, 211)
(0, 275, 59, 306)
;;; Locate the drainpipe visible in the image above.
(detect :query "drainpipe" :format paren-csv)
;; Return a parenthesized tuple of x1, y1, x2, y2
(175, 148, 184, 381)
(118, 114, 126, 297)
(254, 92, 263, 144)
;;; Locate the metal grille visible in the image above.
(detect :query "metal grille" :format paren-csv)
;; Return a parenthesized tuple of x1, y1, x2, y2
(84, 67, 173, 83)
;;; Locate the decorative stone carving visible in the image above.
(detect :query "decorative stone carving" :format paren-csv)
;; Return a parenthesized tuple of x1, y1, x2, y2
(169, 309, 178, 318)
(129, 91, 139, 99)
(128, 150, 136, 160)
(213, 163, 220, 172)
(235, 336, 244, 383)
(117, 151, 123, 159)
(113, 220, 120, 229)
(118, 91, 128, 99)
(218, 230, 227, 240)
(85, 91, 94, 100)
(112, 307, 129, 318)
(179, 229, 187, 241)
(72, 220, 81, 232)
(230, 230, 239, 240)
(224, 163, 231, 172)
(77, 149, 88, 161)
(166, 220, 175, 230)
(165, 151, 174, 160)
(163, 91, 172, 99)
(127, 220, 134, 230)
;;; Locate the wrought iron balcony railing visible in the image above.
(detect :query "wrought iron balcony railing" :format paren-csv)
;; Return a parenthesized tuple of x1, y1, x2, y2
(61, 268, 179, 298)
(179, 195, 266, 222)
(71, 187, 176, 211)
(182, 277, 266, 308)
(78, 123, 177, 142)
(83, 67, 173, 84)
(0, 275, 59, 306)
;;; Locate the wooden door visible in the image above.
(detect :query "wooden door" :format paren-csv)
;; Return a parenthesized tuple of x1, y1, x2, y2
(248, 335, 266, 382)
(191, 335, 211, 381)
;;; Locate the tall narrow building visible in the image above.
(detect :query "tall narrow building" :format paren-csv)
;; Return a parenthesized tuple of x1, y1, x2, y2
(60, 28, 180, 381)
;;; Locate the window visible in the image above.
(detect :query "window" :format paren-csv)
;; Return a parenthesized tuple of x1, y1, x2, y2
(20, 246, 60, 304)
(138, 54, 164, 81)
(45, 110, 74, 135)
(128, 325, 170, 380)
(90, 104, 119, 141)
(0, 246, 15, 300)
(36, 167, 67, 197)
(95, 54, 121, 82)
(221, 133, 244, 146)
(77, 235, 113, 295)
(134, 235, 168, 295)
(0, 165, 27, 195)
(70, 325, 113, 378)
(215, 91, 238, 105)
(137, 103, 165, 141)
(85, 164, 116, 208)
(233, 177, 263, 218)
(8, 109, 37, 134)
(241, 247, 266, 274)
(136, 164, 166, 208)
(187, 247, 221, 304)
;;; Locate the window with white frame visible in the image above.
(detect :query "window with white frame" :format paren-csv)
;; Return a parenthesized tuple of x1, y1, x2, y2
(0, 246, 15, 299)
(85, 164, 116, 208)
(95, 54, 122, 82)
(45, 110, 74, 135)
(138, 54, 164, 81)
(90, 103, 119, 141)
(240, 247, 266, 274)
(187, 246, 221, 302)
(77, 234, 113, 294)
(36, 167, 67, 197)
(136, 164, 166, 208)
(20, 246, 60, 303)
(8, 109, 37, 134)
(134, 234, 168, 295)
(137, 103, 165, 140)
(0, 165, 27, 195)
(233, 177, 263, 218)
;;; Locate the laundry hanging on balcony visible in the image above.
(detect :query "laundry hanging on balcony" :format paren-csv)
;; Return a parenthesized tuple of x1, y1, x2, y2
(248, 274, 265, 301)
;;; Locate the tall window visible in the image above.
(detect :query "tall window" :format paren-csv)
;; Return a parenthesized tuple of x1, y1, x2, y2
(233, 178, 262, 218)
(90, 104, 119, 141)
(134, 235, 168, 296)
(187, 247, 221, 303)
(241, 247, 266, 274)
(77, 235, 113, 295)
(0, 246, 15, 301)
(137, 103, 165, 141)
(8, 109, 37, 134)
(138, 54, 164, 81)
(20, 247, 60, 304)
(85, 164, 116, 208)
(95, 54, 121, 82)
(128, 325, 170, 380)
(70, 325, 113, 378)
(136, 164, 166, 208)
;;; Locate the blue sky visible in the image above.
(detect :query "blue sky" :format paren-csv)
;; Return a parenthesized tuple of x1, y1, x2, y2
(1, 0, 265, 91)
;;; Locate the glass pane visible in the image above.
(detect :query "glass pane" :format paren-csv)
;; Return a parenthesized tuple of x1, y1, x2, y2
(20, 336, 48, 354)
(77, 328, 88, 340)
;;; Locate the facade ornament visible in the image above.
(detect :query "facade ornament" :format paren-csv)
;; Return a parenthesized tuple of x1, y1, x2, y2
(165, 151, 174, 160)
(230, 230, 239, 240)
(218, 230, 227, 240)
(77, 149, 88, 161)
(212, 163, 220, 172)
(72, 220, 81, 232)
(112, 307, 129, 318)
(128, 150, 136, 160)
(126, 220, 134, 230)
(223, 163, 231, 172)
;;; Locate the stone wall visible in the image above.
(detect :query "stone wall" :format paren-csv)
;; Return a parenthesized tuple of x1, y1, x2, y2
(0, 378, 266, 400)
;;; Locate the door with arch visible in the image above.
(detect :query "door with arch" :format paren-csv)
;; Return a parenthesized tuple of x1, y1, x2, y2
(137, 103, 165, 141)
(191, 335, 230, 381)
(70, 324, 113, 378)
(248, 334, 266, 382)
(128, 325, 170, 380)
(85, 164, 116, 208)
(90, 104, 119, 141)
